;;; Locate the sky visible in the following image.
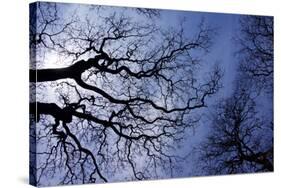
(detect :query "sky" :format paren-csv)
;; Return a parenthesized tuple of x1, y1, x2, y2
(31, 2, 273, 186)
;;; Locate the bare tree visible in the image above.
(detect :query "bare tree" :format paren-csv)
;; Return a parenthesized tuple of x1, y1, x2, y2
(29, 2, 74, 49)
(238, 15, 273, 93)
(194, 15, 274, 176)
(29, 2, 222, 186)
(197, 88, 273, 175)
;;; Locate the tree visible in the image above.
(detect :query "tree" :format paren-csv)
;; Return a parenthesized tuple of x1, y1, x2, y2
(29, 2, 222, 186)
(238, 15, 273, 93)
(195, 15, 274, 176)
(197, 88, 273, 175)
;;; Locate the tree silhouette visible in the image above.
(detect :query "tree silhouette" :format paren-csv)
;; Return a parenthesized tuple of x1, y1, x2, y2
(197, 88, 273, 175)
(238, 15, 273, 92)
(29, 2, 222, 186)
(195, 15, 274, 175)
